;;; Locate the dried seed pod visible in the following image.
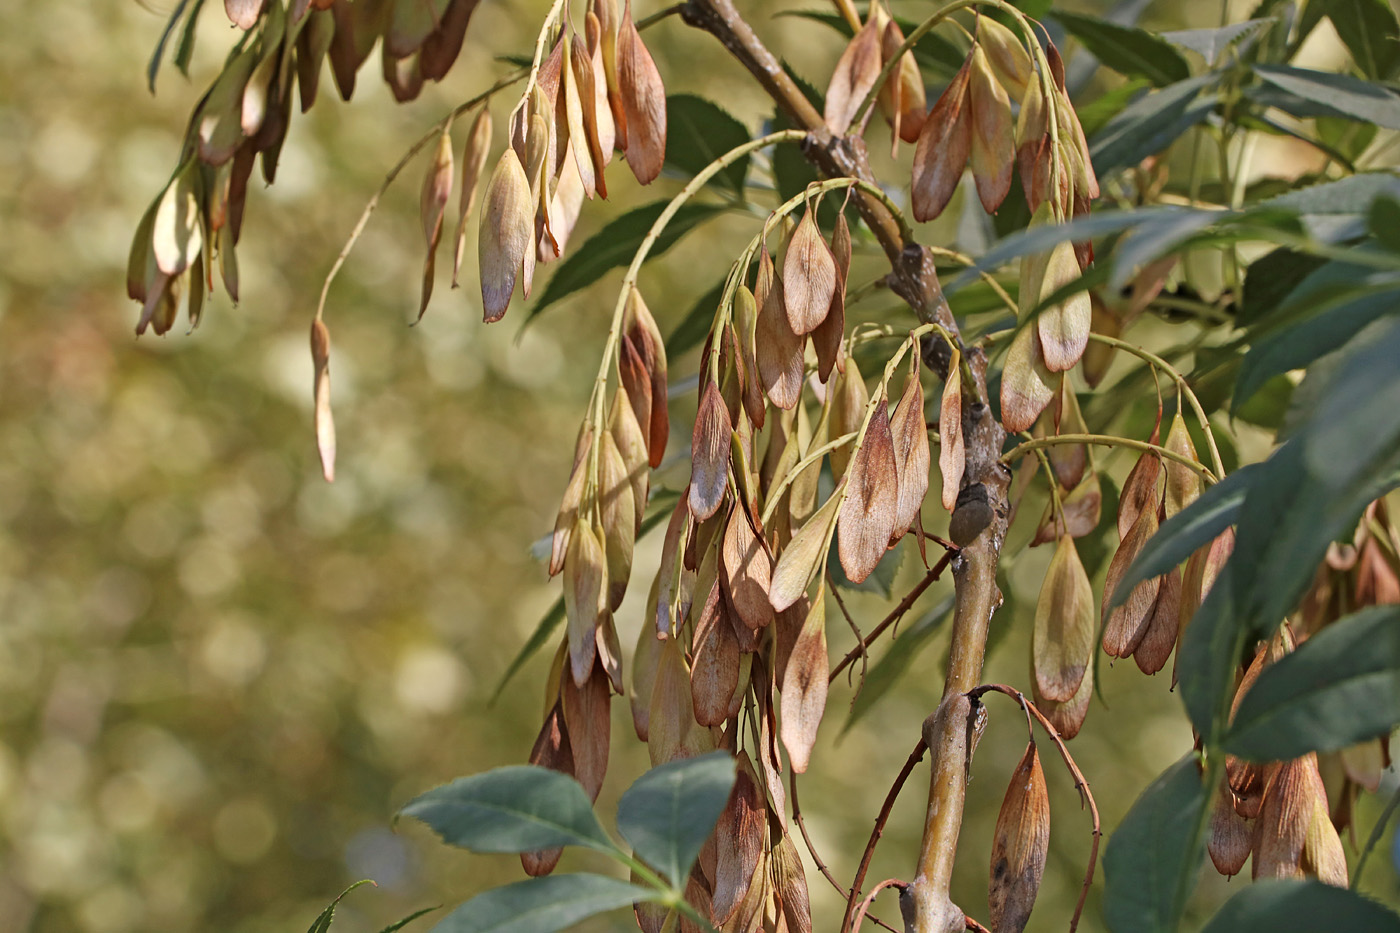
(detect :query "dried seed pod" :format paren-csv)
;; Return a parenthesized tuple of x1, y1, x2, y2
(600, 429, 636, 609)
(562, 659, 611, 800)
(823, 15, 883, 135)
(691, 580, 741, 727)
(770, 833, 812, 933)
(967, 45, 1014, 214)
(723, 505, 774, 629)
(889, 365, 930, 540)
(1033, 650, 1092, 739)
(1208, 780, 1252, 877)
(813, 211, 850, 382)
(1015, 79, 1050, 210)
(1101, 506, 1162, 658)
(690, 382, 732, 521)
(1254, 757, 1311, 881)
(784, 205, 837, 335)
(1032, 472, 1102, 545)
(877, 16, 927, 146)
(1340, 739, 1387, 793)
(153, 162, 204, 278)
(978, 16, 1032, 99)
(1046, 378, 1088, 491)
(756, 267, 804, 410)
(647, 638, 702, 766)
(1033, 535, 1094, 702)
(564, 518, 607, 686)
(225, 0, 264, 30)
(912, 55, 972, 221)
(988, 741, 1050, 933)
(310, 318, 336, 482)
(1302, 780, 1348, 886)
(1118, 449, 1162, 540)
(770, 484, 843, 612)
(583, 13, 617, 160)
(610, 386, 649, 533)
(1163, 412, 1202, 518)
(1133, 566, 1181, 675)
(939, 357, 965, 511)
(617, 1, 666, 184)
(417, 128, 454, 318)
(596, 611, 623, 694)
(418, 0, 478, 82)
(478, 148, 534, 322)
(733, 285, 767, 429)
(522, 700, 574, 876)
(631, 578, 663, 739)
(829, 357, 869, 479)
(713, 755, 767, 925)
(1000, 324, 1055, 433)
(1081, 296, 1120, 389)
(837, 403, 900, 583)
(549, 426, 592, 576)
(1034, 241, 1091, 373)
(562, 33, 600, 199)
(779, 585, 829, 773)
(451, 107, 493, 287)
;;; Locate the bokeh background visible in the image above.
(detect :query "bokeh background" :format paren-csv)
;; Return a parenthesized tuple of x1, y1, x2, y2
(1, 1, 1397, 931)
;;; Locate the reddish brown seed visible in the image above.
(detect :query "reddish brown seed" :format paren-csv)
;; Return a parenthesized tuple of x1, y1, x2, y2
(889, 366, 930, 540)
(722, 505, 774, 629)
(561, 659, 611, 800)
(522, 699, 574, 876)
(1207, 780, 1252, 877)
(451, 107, 493, 287)
(988, 742, 1050, 933)
(1032, 472, 1102, 545)
(599, 429, 636, 610)
(770, 832, 812, 933)
(770, 484, 843, 612)
(1133, 566, 1181, 675)
(712, 755, 767, 924)
(1000, 324, 1055, 434)
(1033, 535, 1094, 702)
(690, 580, 741, 727)
(225, 0, 264, 29)
(1033, 652, 1092, 739)
(812, 211, 850, 382)
(837, 403, 900, 583)
(823, 15, 883, 135)
(967, 45, 1014, 214)
(616, 1, 666, 184)
(1035, 241, 1091, 373)
(1164, 412, 1202, 518)
(779, 586, 828, 773)
(564, 518, 607, 686)
(626, 288, 670, 467)
(690, 382, 732, 520)
(912, 55, 973, 222)
(1118, 449, 1163, 540)
(877, 16, 927, 146)
(783, 205, 837, 335)
(756, 269, 805, 411)
(939, 357, 964, 511)
(478, 148, 533, 322)
(1101, 506, 1162, 658)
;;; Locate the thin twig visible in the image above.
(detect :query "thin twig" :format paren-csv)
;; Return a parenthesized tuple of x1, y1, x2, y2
(851, 879, 907, 933)
(1002, 433, 1217, 483)
(828, 581, 868, 689)
(965, 684, 1102, 933)
(830, 558, 952, 684)
(790, 771, 901, 933)
(844, 739, 928, 933)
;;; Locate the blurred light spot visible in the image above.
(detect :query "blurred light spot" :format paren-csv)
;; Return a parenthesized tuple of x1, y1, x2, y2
(122, 497, 187, 561)
(98, 773, 158, 834)
(200, 482, 264, 546)
(86, 567, 151, 633)
(394, 645, 467, 714)
(177, 537, 241, 597)
(212, 797, 277, 865)
(33, 116, 98, 186)
(26, 737, 89, 802)
(297, 476, 362, 537)
(493, 327, 562, 389)
(76, 883, 143, 933)
(314, 553, 377, 613)
(344, 827, 415, 892)
(200, 616, 267, 686)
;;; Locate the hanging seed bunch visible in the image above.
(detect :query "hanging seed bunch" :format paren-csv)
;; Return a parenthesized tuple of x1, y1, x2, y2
(480, 0, 666, 322)
(128, 0, 487, 335)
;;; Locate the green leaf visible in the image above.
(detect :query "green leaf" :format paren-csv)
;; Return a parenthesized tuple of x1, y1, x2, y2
(1258, 170, 1400, 217)
(842, 597, 955, 733)
(147, 0, 193, 92)
(1051, 11, 1192, 87)
(308, 880, 377, 933)
(616, 752, 736, 887)
(1110, 463, 1257, 608)
(665, 96, 752, 195)
(399, 767, 616, 855)
(1178, 565, 1245, 736)
(1225, 606, 1400, 759)
(1323, 0, 1400, 80)
(377, 907, 441, 933)
(1102, 755, 1209, 933)
(173, 0, 208, 78)
(1090, 75, 1218, 176)
(1234, 281, 1400, 409)
(1200, 880, 1400, 933)
(1238, 247, 1329, 326)
(530, 202, 726, 317)
(429, 874, 661, 933)
(1161, 19, 1271, 66)
(1251, 65, 1400, 130)
(1370, 196, 1400, 253)
(1074, 78, 1152, 139)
